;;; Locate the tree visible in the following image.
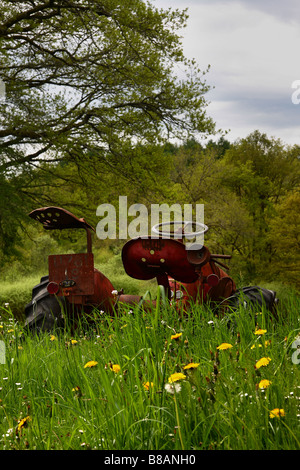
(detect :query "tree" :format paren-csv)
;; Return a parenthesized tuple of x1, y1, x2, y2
(219, 131, 300, 277)
(0, 0, 214, 178)
(0, 0, 217, 262)
(268, 191, 300, 286)
(168, 131, 300, 283)
(168, 141, 256, 279)
(0, 0, 217, 261)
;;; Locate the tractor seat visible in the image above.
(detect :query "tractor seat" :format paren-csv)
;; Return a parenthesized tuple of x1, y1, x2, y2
(28, 206, 95, 232)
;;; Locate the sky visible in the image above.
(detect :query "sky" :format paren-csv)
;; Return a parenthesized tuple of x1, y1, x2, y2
(151, 0, 300, 146)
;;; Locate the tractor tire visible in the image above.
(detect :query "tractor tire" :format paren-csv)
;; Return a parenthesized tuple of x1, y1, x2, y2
(224, 286, 279, 314)
(24, 275, 65, 333)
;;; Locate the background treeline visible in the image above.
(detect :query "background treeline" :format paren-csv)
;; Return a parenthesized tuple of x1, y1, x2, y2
(1, 1, 299, 314)
(0, 129, 299, 294)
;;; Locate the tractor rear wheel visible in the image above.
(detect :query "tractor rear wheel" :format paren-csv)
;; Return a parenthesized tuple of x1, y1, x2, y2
(224, 286, 279, 315)
(24, 275, 65, 333)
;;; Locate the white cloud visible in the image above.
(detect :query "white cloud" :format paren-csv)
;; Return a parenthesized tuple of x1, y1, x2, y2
(153, 0, 300, 25)
(151, 0, 300, 145)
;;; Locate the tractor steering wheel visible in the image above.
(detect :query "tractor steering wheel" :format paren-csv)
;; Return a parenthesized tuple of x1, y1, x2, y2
(151, 220, 209, 239)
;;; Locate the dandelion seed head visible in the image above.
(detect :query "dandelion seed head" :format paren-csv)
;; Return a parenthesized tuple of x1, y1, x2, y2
(165, 382, 182, 394)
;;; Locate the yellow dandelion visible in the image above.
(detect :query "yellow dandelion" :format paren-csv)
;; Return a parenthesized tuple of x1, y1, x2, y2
(110, 364, 121, 373)
(251, 340, 271, 350)
(171, 333, 182, 340)
(258, 379, 272, 389)
(168, 372, 186, 383)
(217, 343, 233, 350)
(183, 362, 200, 370)
(17, 416, 31, 433)
(70, 339, 78, 345)
(72, 386, 82, 397)
(255, 357, 271, 369)
(269, 408, 285, 419)
(0, 325, 3, 329)
(84, 360, 98, 368)
(254, 329, 267, 335)
(143, 381, 154, 391)
(50, 335, 57, 341)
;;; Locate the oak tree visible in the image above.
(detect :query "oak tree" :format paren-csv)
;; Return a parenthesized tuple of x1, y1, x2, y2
(0, 0, 214, 178)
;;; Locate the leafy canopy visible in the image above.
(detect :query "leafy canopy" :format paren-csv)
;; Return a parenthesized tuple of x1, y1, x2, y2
(0, 0, 215, 176)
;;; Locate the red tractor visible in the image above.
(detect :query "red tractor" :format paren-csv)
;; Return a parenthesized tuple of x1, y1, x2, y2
(24, 206, 278, 332)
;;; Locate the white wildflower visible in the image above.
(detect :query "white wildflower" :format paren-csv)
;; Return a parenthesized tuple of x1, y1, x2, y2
(164, 382, 182, 394)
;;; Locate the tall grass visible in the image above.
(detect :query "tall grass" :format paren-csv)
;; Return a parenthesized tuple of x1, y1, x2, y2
(0, 289, 299, 450)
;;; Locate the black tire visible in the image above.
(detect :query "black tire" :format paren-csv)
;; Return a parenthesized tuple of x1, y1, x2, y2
(225, 286, 279, 314)
(24, 275, 65, 333)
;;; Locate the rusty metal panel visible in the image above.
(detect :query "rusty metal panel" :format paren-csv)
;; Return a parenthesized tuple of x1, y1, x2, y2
(122, 237, 198, 283)
(49, 253, 95, 296)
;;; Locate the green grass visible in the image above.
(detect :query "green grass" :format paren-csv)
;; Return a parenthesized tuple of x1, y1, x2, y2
(0, 289, 299, 450)
(0, 276, 42, 321)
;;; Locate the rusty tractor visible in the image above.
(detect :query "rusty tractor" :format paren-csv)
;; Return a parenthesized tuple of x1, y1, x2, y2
(24, 206, 278, 332)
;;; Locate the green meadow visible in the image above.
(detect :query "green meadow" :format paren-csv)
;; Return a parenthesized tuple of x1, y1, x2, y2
(0, 283, 299, 450)
(1, 0, 300, 454)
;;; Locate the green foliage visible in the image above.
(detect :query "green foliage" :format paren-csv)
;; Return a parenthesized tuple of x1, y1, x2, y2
(0, 0, 215, 261)
(267, 191, 300, 285)
(0, 2, 299, 452)
(218, 132, 300, 281)
(0, 1, 298, 292)
(0, 0, 214, 172)
(167, 131, 300, 286)
(1, 129, 299, 291)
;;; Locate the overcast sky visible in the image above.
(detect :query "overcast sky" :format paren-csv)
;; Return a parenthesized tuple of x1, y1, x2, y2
(152, 0, 300, 146)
